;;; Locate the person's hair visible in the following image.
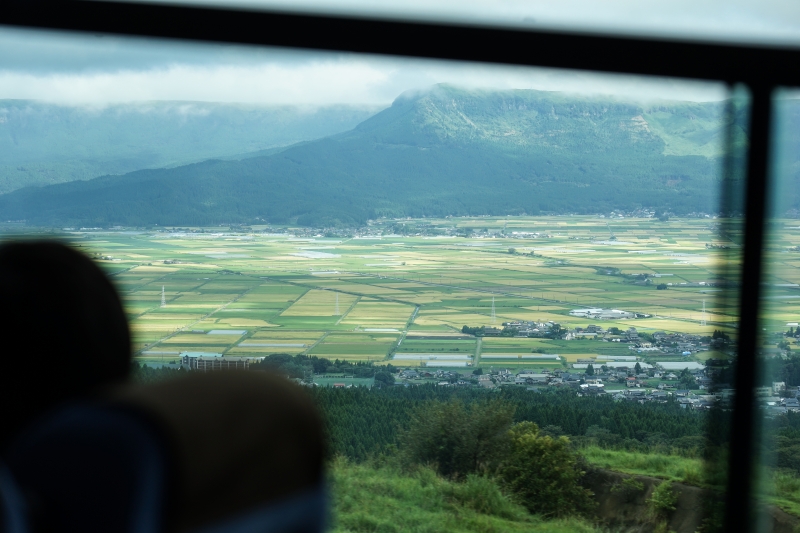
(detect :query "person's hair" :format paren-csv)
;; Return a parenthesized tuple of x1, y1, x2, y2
(0, 240, 130, 448)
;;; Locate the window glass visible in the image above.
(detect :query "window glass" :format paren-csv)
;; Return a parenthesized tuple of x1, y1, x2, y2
(755, 89, 800, 529)
(0, 25, 745, 531)
(125, 0, 800, 46)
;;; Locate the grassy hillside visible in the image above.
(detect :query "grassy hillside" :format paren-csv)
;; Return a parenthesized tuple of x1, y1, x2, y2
(0, 101, 377, 194)
(330, 459, 602, 533)
(581, 445, 800, 518)
(0, 85, 764, 227)
(581, 446, 704, 485)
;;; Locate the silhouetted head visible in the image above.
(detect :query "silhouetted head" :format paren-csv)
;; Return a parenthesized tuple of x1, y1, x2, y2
(0, 240, 130, 449)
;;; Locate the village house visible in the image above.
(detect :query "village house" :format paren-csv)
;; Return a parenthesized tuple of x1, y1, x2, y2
(515, 373, 549, 385)
(783, 397, 800, 411)
(755, 386, 774, 397)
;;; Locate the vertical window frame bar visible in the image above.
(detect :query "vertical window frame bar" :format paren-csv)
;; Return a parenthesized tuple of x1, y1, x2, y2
(724, 84, 774, 532)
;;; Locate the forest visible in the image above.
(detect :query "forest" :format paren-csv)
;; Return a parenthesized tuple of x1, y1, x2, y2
(132, 362, 710, 464)
(311, 384, 709, 459)
(132, 353, 800, 477)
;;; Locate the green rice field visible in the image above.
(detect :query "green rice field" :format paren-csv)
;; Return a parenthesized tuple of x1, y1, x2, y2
(33, 215, 795, 367)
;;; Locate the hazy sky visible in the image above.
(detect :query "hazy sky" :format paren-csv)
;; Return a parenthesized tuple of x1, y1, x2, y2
(1, 0, 796, 106)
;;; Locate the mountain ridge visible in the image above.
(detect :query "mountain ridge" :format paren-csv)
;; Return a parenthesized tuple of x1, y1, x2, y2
(0, 100, 379, 194)
(0, 85, 760, 227)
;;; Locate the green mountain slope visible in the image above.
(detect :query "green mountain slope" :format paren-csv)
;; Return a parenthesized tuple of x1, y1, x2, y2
(0, 85, 751, 227)
(0, 101, 378, 194)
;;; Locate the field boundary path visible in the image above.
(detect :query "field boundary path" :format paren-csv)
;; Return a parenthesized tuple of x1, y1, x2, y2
(474, 337, 482, 366)
(393, 306, 420, 353)
(106, 264, 141, 278)
(134, 284, 259, 357)
(335, 295, 361, 325)
(303, 332, 329, 355)
(260, 275, 419, 307)
(355, 272, 567, 305)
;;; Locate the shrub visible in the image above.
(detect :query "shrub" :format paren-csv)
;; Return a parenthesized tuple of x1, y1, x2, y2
(448, 474, 525, 520)
(374, 371, 395, 386)
(497, 421, 596, 517)
(611, 476, 646, 502)
(398, 398, 515, 479)
(770, 468, 800, 501)
(647, 481, 678, 519)
(585, 425, 620, 447)
(678, 464, 703, 485)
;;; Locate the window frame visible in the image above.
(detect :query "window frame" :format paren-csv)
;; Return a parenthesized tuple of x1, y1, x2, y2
(2, 2, 795, 529)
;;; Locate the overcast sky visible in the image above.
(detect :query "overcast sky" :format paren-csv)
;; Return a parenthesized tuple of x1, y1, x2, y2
(0, 0, 797, 106)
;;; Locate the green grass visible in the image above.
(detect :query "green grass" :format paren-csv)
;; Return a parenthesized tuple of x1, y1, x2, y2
(581, 446, 704, 485)
(399, 340, 476, 353)
(330, 459, 604, 533)
(759, 469, 800, 517)
(581, 446, 800, 518)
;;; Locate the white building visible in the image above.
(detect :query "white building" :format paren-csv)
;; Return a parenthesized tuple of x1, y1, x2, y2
(569, 308, 635, 319)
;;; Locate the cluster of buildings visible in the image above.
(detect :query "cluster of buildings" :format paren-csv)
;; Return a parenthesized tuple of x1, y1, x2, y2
(619, 383, 800, 413)
(398, 368, 461, 381)
(179, 352, 259, 371)
(391, 363, 800, 414)
(395, 363, 711, 392)
(608, 388, 717, 409)
(753, 382, 800, 416)
(646, 330, 717, 355)
(504, 365, 701, 386)
(568, 308, 639, 320)
(491, 320, 717, 357)
(397, 368, 483, 387)
(501, 366, 731, 409)
(496, 321, 560, 337)
(498, 320, 648, 339)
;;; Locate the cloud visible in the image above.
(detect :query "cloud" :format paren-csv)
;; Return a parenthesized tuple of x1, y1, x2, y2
(0, 20, 732, 106)
(0, 59, 393, 106)
(0, 0, 797, 107)
(0, 48, 727, 106)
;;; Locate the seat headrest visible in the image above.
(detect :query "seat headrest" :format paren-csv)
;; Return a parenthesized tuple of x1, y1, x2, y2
(0, 463, 28, 533)
(109, 371, 325, 533)
(7, 405, 165, 533)
(6, 371, 326, 533)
